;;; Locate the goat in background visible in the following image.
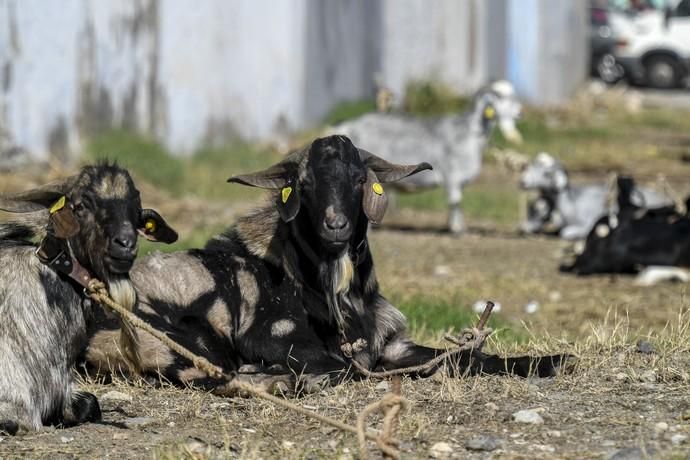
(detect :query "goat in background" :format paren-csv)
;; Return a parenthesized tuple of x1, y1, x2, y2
(334, 81, 523, 234)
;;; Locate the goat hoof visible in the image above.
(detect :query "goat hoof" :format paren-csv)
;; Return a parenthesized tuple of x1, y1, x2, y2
(0, 419, 19, 435)
(70, 392, 101, 424)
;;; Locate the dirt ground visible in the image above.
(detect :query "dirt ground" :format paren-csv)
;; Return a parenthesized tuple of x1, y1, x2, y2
(1, 202, 689, 459)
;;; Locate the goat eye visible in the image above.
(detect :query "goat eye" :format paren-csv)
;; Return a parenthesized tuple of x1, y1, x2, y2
(72, 202, 85, 213)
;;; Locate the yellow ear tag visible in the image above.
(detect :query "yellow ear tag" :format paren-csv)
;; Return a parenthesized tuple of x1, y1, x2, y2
(484, 106, 495, 119)
(372, 182, 384, 195)
(50, 196, 66, 214)
(145, 218, 157, 233)
(281, 186, 292, 204)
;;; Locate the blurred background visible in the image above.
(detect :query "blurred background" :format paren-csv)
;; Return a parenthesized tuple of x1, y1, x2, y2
(1, 0, 690, 341)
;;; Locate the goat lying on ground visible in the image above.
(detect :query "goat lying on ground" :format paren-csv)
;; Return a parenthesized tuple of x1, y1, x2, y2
(0, 164, 176, 434)
(520, 153, 670, 240)
(561, 176, 690, 277)
(520, 192, 563, 236)
(334, 81, 523, 234)
(86, 135, 571, 393)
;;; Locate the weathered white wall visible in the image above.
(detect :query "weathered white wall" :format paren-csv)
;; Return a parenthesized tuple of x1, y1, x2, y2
(0, 0, 587, 161)
(379, 0, 491, 96)
(507, 0, 588, 105)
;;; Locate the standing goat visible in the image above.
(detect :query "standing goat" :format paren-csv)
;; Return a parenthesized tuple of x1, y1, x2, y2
(0, 164, 176, 434)
(520, 153, 670, 240)
(86, 136, 570, 392)
(334, 81, 523, 234)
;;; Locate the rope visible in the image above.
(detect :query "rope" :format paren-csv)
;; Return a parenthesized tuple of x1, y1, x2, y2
(657, 173, 687, 215)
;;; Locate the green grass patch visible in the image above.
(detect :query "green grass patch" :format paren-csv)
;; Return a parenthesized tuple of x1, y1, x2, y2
(324, 100, 376, 125)
(86, 130, 280, 202)
(395, 186, 519, 225)
(139, 223, 227, 256)
(86, 129, 186, 191)
(403, 80, 469, 116)
(396, 295, 528, 344)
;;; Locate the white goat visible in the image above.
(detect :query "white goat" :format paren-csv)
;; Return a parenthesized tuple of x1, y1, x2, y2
(333, 81, 523, 234)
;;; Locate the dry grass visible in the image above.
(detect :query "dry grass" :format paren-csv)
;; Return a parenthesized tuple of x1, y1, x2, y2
(1, 90, 690, 458)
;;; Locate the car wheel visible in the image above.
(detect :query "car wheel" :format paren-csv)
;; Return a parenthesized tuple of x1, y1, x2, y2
(644, 55, 681, 89)
(596, 54, 624, 84)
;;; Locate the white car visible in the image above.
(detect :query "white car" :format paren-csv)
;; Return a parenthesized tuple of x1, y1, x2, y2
(612, 0, 690, 88)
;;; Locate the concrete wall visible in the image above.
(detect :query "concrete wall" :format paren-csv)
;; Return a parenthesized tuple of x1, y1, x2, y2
(0, 0, 587, 161)
(507, 0, 588, 105)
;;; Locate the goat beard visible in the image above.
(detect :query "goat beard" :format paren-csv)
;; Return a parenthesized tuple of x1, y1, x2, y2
(106, 275, 143, 375)
(319, 253, 355, 336)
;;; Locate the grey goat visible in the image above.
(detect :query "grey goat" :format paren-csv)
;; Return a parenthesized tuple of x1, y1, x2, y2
(334, 80, 523, 234)
(520, 153, 670, 240)
(0, 164, 176, 434)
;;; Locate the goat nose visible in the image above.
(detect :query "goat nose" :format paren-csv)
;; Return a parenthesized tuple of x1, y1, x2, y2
(325, 214, 348, 231)
(113, 234, 136, 250)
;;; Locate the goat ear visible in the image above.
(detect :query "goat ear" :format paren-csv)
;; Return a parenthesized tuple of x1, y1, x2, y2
(138, 209, 178, 244)
(0, 182, 67, 213)
(227, 163, 291, 190)
(362, 169, 388, 224)
(227, 148, 305, 190)
(275, 182, 301, 222)
(358, 149, 432, 183)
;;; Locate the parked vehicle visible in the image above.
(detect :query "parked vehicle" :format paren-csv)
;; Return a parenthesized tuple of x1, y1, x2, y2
(591, 3, 625, 83)
(612, 0, 690, 88)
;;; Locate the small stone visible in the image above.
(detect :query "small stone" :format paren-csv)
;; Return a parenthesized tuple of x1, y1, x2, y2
(640, 370, 657, 383)
(375, 381, 390, 391)
(100, 391, 133, 402)
(548, 291, 562, 302)
(635, 340, 655, 354)
(671, 434, 688, 446)
(60, 436, 74, 443)
(167, 422, 176, 428)
(547, 430, 562, 438)
(653, 422, 668, 435)
(609, 447, 656, 460)
(429, 442, 453, 458)
(602, 440, 616, 447)
(534, 444, 555, 452)
(524, 300, 539, 314)
(123, 417, 156, 429)
(465, 435, 502, 451)
(210, 402, 232, 410)
(512, 409, 544, 425)
(282, 441, 295, 450)
(185, 439, 209, 455)
(485, 402, 499, 412)
(615, 372, 629, 381)
(113, 433, 129, 440)
(433, 265, 451, 277)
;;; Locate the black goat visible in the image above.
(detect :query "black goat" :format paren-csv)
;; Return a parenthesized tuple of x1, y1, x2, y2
(86, 136, 570, 392)
(0, 164, 176, 434)
(561, 176, 690, 275)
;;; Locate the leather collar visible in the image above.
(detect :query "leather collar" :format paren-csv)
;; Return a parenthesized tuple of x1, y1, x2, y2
(36, 234, 93, 290)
